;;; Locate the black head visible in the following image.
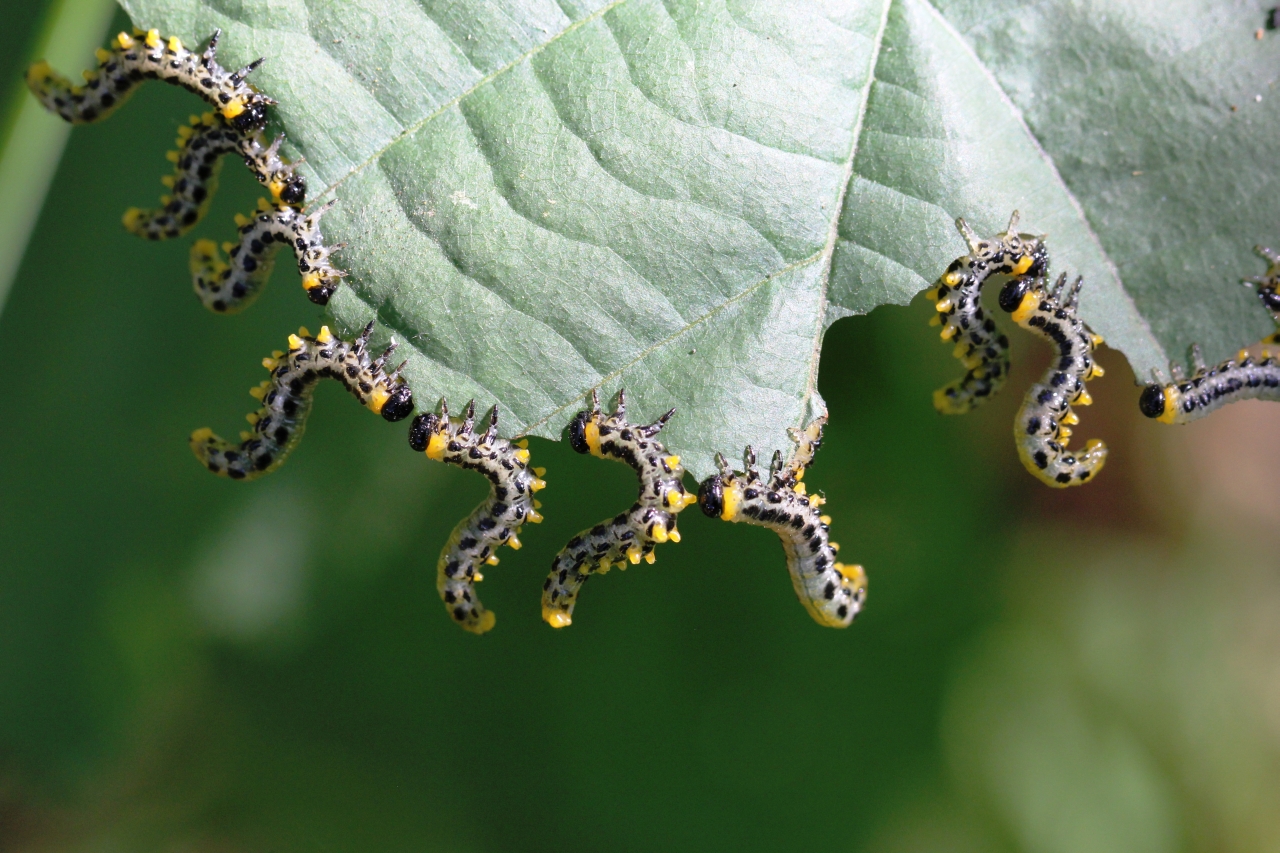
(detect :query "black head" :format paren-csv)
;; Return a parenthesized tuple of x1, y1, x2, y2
(1258, 283, 1280, 313)
(568, 410, 591, 454)
(381, 385, 414, 422)
(1138, 384, 1166, 419)
(306, 282, 337, 306)
(407, 412, 436, 451)
(230, 99, 270, 133)
(279, 174, 307, 206)
(998, 277, 1032, 313)
(697, 476, 724, 518)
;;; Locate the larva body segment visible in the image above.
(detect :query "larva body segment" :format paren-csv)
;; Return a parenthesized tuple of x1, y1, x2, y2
(1139, 347, 1280, 424)
(26, 28, 273, 131)
(929, 211, 1048, 414)
(998, 273, 1107, 486)
(697, 417, 866, 628)
(541, 390, 696, 629)
(191, 199, 343, 313)
(190, 322, 413, 480)
(407, 402, 547, 635)
(122, 112, 239, 240)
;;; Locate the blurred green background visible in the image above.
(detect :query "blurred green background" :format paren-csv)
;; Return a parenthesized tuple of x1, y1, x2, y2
(4, 6, 1280, 852)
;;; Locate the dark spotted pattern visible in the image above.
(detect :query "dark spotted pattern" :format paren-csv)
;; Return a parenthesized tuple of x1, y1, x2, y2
(190, 322, 411, 481)
(697, 417, 866, 628)
(999, 272, 1107, 487)
(408, 400, 545, 635)
(28, 28, 341, 310)
(1140, 349, 1280, 424)
(929, 211, 1047, 415)
(541, 389, 695, 629)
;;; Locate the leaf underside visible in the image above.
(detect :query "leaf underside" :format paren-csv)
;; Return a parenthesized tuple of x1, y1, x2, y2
(119, 0, 1280, 478)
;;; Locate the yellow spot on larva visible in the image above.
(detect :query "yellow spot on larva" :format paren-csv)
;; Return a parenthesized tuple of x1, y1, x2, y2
(245, 413, 260, 425)
(233, 213, 250, 227)
(239, 431, 252, 441)
(1011, 291, 1038, 325)
(249, 385, 265, 400)
(928, 315, 942, 327)
(222, 241, 236, 254)
(644, 551, 656, 564)
(1062, 412, 1079, 425)
(830, 542, 840, 552)
(531, 478, 547, 492)
(165, 150, 180, 163)
(316, 326, 334, 344)
(287, 334, 304, 351)
(819, 514, 833, 525)
(1011, 255, 1034, 276)
(1089, 364, 1105, 378)
(268, 180, 285, 199)
(272, 350, 284, 359)
(144, 29, 161, 49)
(425, 432, 447, 461)
(508, 535, 522, 550)
(514, 448, 531, 464)
(81, 69, 96, 82)
(719, 483, 741, 521)
(668, 529, 681, 543)
(665, 455, 681, 469)
(533, 500, 542, 509)
(1091, 333, 1104, 347)
(262, 358, 279, 370)
(809, 494, 825, 507)
(627, 546, 642, 564)
(367, 387, 390, 415)
(945, 272, 963, 286)
(297, 326, 311, 337)
(256, 197, 272, 213)
(939, 325, 957, 341)
(161, 175, 175, 188)
(517, 439, 529, 448)
(1158, 388, 1179, 424)
(583, 420, 602, 456)
(1076, 389, 1093, 406)
(485, 555, 499, 566)
(1238, 349, 1250, 362)
(793, 482, 807, 496)
(115, 32, 135, 49)
(167, 35, 182, 52)
(544, 610, 572, 629)
(1059, 427, 1073, 440)
(935, 298, 954, 313)
(95, 48, 111, 63)
(527, 509, 543, 523)
(473, 571, 484, 582)
(533, 466, 547, 477)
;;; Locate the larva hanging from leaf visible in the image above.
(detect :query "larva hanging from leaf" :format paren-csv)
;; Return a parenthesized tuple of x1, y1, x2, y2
(190, 322, 413, 480)
(191, 197, 344, 313)
(26, 27, 273, 130)
(28, 28, 337, 309)
(928, 211, 1048, 414)
(696, 417, 866, 628)
(997, 272, 1107, 486)
(541, 389, 697, 629)
(407, 401, 547, 634)
(1138, 246, 1280, 423)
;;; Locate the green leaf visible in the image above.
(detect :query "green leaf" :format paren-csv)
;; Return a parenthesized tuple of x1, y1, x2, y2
(116, 0, 1279, 477)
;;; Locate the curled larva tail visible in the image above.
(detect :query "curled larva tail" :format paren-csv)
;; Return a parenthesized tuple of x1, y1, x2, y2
(27, 28, 273, 132)
(929, 211, 1048, 415)
(408, 400, 546, 635)
(697, 417, 866, 627)
(122, 112, 240, 240)
(541, 389, 696, 629)
(191, 199, 344, 313)
(998, 273, 1107, 487)
(190, 322, 413, 480)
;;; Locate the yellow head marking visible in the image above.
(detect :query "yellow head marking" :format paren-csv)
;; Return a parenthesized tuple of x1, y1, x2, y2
(367, 387, 390, 415)
(720, 482, 742, 522)
(1011, 255, 1034, 276)
(1157, 387, 1179, 424)
(1010, 291, 1038, 325)
(268, 180, 285, 199)
(301, 273, 322, 291)
(425, 432, 447, 461)
(222, 98, 246, 120)
(583, 420, 602, 456)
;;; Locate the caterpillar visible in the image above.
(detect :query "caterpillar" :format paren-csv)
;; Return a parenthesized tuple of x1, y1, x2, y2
(27, 28, 339, 309)
(997, 272, 1107, 486)
(541, 389, 697, 629)
(696, 417, 867, 628)
(1138, 246, 1280, 423)
(190, 322, 413, 480)
(928, 211, 1048, 414)
(407, 401, 547, 634)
